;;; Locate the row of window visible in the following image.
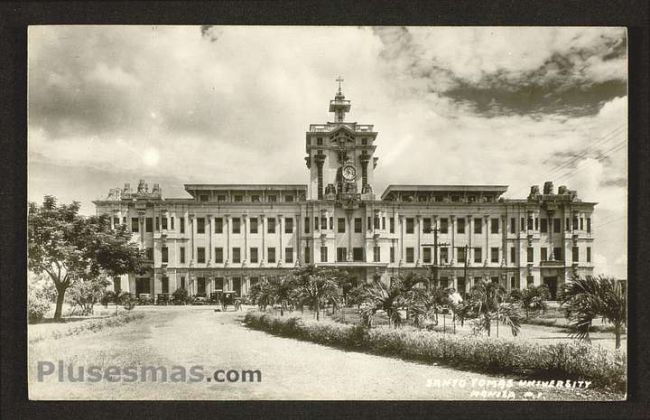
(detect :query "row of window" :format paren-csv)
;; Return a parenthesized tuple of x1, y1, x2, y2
(151, 244, 592, 265)
(123, 214, 593, 236)
(198, 193, 296, 203)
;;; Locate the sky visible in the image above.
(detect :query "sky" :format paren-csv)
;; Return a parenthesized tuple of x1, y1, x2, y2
(27, 26, 628, 278)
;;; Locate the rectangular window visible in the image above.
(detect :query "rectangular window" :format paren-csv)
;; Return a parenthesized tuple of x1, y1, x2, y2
(541, 247, 548, 261)
(132, 217, 139, 233)
(268, 218, 276, 234)
(304, 247, 311, 264)
(180, 217, 185, 234)
(440, 218, 449, 234)
(338, 218, 346, 233)
(474, 247, 482, 263)
(527, 247, 534, 263)
(285, 195, 294, 202)
(321, 246, 329, 262)
(197, 247, 205, 263)
(180, 276, 186, 290)
(232, 247, 241, 264)
(587, 247, 591, 263)
(232, 217, 241, 234)
(457, 217, 465, 234)
(268, 195, 277, 202)
(215, 247, 223, 263)
(510, 217, 516, 233)
(572, 247, 579, 262)
(389, 218, 395, 233)
(406, 247, 414, 263)
(161, 217, 168, 230)
(521, 218, 525, 231)
(197, 217, 205, 234)
(171, 217, 175, 230)
(540, 218, 548, 233)
(268, 247, 276, 263)
(423, 247, 431, 263)
(373, 246, 381, 262)
(367, 216, 372, 230)
(180, 247, 186, 264)
(587, 218, 592, 233)
(337, 247, 346, 262)
(251, 195, 260, 202)
(510, 247, 516, 264)
(214, 217, 223, 234)
(155, 217, 159, 231)
(146, 247, 153, 261)
(161, 276, 169, 294)
(553, 247, 562, 261)
(250, 217, 258, 234)
(491, 218, 499, 234)
(314, 216, 319, 230)
(491, 247, 499, 263)
(161, 246, 168, 263)
(285, 247, 293, 264)
(423, 217, 432, 233)
(321, 217, 328, 231)
(250, 247, 258, 263)
(382, 217, 386, 230)
(474, 218, 482, 234)
(440, 247, 449, 264)
(457, 247, 466, 263)
(113, 217, 120, 227)
(527, 217, 534, 231)
(535, 218, 539, 231)
(304, 217, 310, 233)
(199, 194, 208, 202)
(527, 276, 534, 286)
(374, 216, 380, 230)
(146, 217, 153, 232)
(354, 218, 362, 233)
(573, 217, 579, 231)
(353, 247, 364, 262)
(406, 218, 414, 234)
(285, 217, 293, 233)
(553, 218, 561, 233)
(390, 247, 395, 263)
(234, 195, 243, 202)
(566, 217, 571, 231)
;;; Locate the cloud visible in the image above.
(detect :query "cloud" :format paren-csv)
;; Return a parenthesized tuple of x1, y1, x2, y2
(27, 26, 627, 278)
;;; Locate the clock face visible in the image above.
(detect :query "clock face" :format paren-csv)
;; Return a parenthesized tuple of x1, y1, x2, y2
(342, 165, 356, 181)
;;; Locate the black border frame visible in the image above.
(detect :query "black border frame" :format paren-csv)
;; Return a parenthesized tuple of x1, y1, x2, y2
(1, 1, 648, 419)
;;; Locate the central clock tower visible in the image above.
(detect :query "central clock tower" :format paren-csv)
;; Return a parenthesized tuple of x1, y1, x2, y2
(305, 79, 379, 201)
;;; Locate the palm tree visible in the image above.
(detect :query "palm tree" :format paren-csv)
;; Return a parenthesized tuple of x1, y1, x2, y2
(290, 265, 341, 321)
(359, 273, 425, 328)
(408, 285, 450, 328)
(515, 284, 550, 319)
(267, 276, 294, 316)
(467, 281, 521, 337)
(561, 276, 626, 349)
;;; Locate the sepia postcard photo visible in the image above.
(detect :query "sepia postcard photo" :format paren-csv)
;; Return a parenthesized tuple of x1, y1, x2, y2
(27, 25, 628, 401)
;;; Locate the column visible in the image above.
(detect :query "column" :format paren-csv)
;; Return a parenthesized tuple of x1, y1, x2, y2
(225, 215, 231, 264)
(450, 215, 456, 263)
(295, 213, 301, 265)
(243, 214, 249, 264)
(279, 214, 284, 263)
(207, 214, 212, 263)
(416, 215, 422, 266)
(347, 211, 353, 262)
(189, 214, 195, 261)
(399, 215, 405, 265)
(484, 215, 490, 264)
(261, 215, 266, 264)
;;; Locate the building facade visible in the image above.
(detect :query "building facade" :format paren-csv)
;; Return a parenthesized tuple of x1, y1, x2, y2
(94, 86, 596, 300)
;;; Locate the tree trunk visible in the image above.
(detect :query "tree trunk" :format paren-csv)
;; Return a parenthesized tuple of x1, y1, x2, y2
(53, 285, 67, 321)
(614, 325, 621, 349)
(315, 300, 320, 321)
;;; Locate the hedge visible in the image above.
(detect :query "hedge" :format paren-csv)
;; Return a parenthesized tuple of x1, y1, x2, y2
(244, 311, 626, 391)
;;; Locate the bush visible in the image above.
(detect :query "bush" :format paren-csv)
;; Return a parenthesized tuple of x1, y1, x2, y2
(28, 292, 51, 323)
(244, 311, 626, 391)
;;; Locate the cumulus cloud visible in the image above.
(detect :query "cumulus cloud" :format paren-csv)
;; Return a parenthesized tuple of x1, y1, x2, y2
(27, 26, 627, 277)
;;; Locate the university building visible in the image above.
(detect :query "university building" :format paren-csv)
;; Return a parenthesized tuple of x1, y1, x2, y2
(94, 85, 596, 300)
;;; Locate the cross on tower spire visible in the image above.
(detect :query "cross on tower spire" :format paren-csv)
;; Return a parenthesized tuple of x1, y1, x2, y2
(336, 76, 344, 94)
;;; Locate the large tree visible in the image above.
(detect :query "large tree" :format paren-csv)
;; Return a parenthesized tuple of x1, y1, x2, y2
(466, 281, 521, 337)
(28, 196, 145, 321)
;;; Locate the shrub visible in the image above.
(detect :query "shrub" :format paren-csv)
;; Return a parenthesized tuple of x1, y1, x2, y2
(244, 311, 626, 391)
(28, 292, 51, 323)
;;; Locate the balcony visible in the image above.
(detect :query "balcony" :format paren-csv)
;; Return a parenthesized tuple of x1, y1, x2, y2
(540, 260, 565, 268)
